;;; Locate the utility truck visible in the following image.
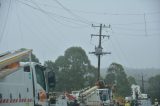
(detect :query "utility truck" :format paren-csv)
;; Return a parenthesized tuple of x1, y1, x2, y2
(131, 84, 141, 100)
(0, 49, 55, 106)
(79, 81, 113, 106)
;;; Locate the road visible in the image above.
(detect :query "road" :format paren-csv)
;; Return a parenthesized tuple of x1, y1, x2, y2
(50, 98, 153, 106)
(138, 99, 152, 106)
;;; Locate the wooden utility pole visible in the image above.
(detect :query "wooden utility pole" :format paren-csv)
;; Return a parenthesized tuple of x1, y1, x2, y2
(89, 24, 111, 81)
(141, 73, 145, 93)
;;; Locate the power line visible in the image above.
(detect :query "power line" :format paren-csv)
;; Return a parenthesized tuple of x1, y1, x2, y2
(73, 10, 160, 16)
(112, 26, 146, 32)
(112, 26, 160, 32)
(17, 0, 71, 26)
(0, 0, 11, 46)
(16, 0, 91, 28)
(24, 0, 160, 27)
(31, 0, 91, 28)
(113, 32, 160, 37)
(18, 0, 160, 27)
(15, 0, 160, 38)
(111, 20, 160, 26)
(17, 0, 91, 48)
(33, 2, 160, 16)
(24, 0, 92, 25)
(15, 0, 25, 47)
(53, 0, 92, 25)
(28, 0, 71, 26)
(113, 36, 132, 67)
(109, 38, 122, 64)
(17, 5, 55, 52)
(73, 10, 143, 16)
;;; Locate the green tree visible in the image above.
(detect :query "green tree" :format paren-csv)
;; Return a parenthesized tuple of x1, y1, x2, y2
(128, 76, 137, 85)
(148, 74, 160, 102)
(20, 48, 39, 63)
(44, 60, 57, 72)
(105, 63, 131, 97)
(54, 47, 97, 91)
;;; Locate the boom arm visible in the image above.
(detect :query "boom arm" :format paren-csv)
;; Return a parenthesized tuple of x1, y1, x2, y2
(0, 49, 32, 79)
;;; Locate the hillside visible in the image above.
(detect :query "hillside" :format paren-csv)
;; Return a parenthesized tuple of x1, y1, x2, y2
(101, 67, 160, 79)
(101, 67, 160, 89)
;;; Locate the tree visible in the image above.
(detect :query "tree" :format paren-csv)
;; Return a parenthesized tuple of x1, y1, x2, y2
(148, 74, 160, 102)
(20, 48, 39, 63)
(54, 47, 97, 91)
(128, 76, 137, 85)
(44, 60, 57, 72)
(105, 63, 131, 97)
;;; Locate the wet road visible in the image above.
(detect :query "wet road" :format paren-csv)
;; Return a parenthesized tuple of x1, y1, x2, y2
(138, 99, 152, 106)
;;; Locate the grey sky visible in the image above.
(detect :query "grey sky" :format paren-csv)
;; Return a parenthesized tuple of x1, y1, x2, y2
(0, 0, 160, 68)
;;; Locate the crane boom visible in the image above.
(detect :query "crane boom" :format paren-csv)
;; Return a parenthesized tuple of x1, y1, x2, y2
(0, 49, 32, 78)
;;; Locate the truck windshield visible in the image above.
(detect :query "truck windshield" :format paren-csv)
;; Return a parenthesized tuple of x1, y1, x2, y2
(35, 65, 46, 90)
(99, 90, 109, 101)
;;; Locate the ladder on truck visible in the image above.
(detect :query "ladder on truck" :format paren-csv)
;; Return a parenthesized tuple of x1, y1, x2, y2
(0, 49, 32, 79)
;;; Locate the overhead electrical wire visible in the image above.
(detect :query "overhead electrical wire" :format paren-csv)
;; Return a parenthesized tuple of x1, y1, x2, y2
(17, 3, 55, 52)
(16, 0, 72, 60)
(111, 27, 160, 37)
(17, 0, 91, 51)
(15, 0, 92, 51)
(109, 38, 123, 64)
(113, 32, 160, 37)
(0, 0, 11, 46)
(16, 0, 93, 58)
(18, 0, 65, 25)
(74, 10, 160, 16)
(16, 0, 92, 28)
(31, 1, 160, 16)
(16, 0, 160, 37)
(21, 0, 160, 30)
(113, 36, 132, 67)
(111, 20, 160, 26)
(31, 0, 91, 28)
(17, 0, 66, 27)
(15, 0, 25, 47)
(53, 0, 92, 25)
(18, 0, 160, 27)
(26, 0, 92, 26)
(112, 26, 146, 32)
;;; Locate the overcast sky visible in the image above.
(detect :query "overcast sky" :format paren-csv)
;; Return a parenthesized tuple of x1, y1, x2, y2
(0, 0, 160, 69)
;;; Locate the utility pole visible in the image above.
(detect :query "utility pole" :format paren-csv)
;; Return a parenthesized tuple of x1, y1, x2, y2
(141, 73, 145, 93)
(89, 24, 111, 81)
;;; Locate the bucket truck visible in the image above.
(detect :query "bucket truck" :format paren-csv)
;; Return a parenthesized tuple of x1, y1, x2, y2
(0, 49, 55, 106)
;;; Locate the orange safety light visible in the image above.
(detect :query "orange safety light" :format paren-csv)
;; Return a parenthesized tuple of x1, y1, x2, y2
(5, 62, 20, 69)
(39, 90, 47, 102)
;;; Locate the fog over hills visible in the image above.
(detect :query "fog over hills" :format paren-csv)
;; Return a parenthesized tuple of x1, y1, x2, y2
(124, 68, 160, 79)
(101, 67, 160, 79)
(101, 67, 160, 91)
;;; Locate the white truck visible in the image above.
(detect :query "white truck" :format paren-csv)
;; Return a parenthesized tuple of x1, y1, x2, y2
(79, 81, 113, 106)
(0, 49, 55, 106)
(131, 84, 141, 100)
